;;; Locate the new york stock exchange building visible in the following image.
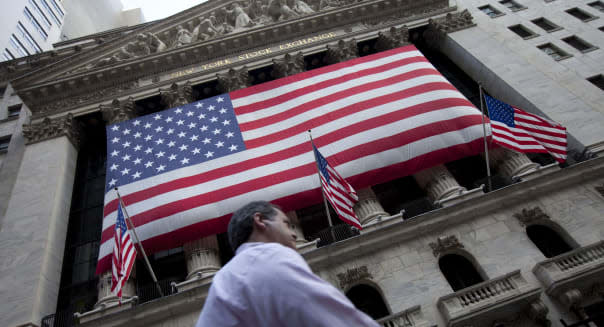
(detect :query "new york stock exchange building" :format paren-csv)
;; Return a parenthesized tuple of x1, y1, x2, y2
(1, 0, 604, 326)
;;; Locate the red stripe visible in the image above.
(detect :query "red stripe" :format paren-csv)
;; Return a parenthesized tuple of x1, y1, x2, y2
(230, 45, 420, 99)
(244, 82, 461, 149)
(234, 58, 432, 117)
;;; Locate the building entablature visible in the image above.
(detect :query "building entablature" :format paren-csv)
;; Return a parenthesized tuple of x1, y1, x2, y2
(11, 0, 477, 121)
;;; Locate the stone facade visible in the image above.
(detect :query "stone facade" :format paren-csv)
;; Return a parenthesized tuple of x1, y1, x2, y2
(0, 0, 603, 326)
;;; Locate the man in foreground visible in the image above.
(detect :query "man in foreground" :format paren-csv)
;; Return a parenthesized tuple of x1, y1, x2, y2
(195, 201, 381, 326)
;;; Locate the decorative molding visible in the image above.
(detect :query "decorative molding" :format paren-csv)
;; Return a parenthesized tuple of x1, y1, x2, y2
(559, 288, 582, 309)
(595, 184, 604, 198)
(272, 52, 305, 78)
(513, 207, 550, 227)
(337, 265, 373, 289)
(100, 97, 136, 124)
(35, 81, 139, 118)
(217, 67, 251, 92)
(22, 113, 83, 148)
(326, 39, 359, 64)
(160, 82, 194, 107)
(374, 26, 410, 52)
(526, 299, 551, 327)
(429, 235, 464, 257)
(424, 9, 475, 50)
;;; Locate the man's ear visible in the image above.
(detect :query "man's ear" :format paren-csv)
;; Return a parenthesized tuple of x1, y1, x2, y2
(252, 212, 267, 231)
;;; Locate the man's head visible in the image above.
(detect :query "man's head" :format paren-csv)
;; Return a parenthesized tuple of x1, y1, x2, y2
(228, 201, 297, 252)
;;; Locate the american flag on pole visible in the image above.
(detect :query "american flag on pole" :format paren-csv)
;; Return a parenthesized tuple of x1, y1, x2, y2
(96, 45, 487, 274)
(313, 144, 360, 229)
(111, 201, 137, 298)
(484, 94, 567, 163)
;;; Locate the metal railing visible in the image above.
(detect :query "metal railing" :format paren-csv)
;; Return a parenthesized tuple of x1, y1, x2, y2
(136, 278, 178, 304)
(311, 224, 360, 247)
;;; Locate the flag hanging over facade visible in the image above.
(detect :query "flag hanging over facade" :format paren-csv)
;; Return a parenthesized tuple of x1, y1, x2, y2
(484, 94, 567, 163)
(97, 44, 487, 273)
(313, 144, 360, 229)
(111, 202, 137, 299)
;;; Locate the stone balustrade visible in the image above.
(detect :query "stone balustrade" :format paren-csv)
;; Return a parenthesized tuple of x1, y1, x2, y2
(376, 305, 432, 327)
(437, 270, 541, 327)
(533, 240, 604, 298)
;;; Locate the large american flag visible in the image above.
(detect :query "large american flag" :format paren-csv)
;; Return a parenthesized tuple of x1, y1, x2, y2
(313, 144, 360, 229)
(111, 202, 136, 299)
(96, 45, 487, 273)
(484, 94, 567, 163)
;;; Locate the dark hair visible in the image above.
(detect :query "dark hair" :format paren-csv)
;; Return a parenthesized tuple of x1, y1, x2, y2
(228, 201, 278, 251)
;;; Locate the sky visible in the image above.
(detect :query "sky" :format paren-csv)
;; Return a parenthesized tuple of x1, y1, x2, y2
(121, 0, 206, 21)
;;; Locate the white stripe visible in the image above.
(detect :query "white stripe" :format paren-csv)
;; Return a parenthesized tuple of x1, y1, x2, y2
(515, 121, 567, 136)
(99, 123, 484, 259)
(232, 50, 424, 108)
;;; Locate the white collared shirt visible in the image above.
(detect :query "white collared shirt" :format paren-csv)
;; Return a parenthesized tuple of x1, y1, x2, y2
(195, 242, 381, 327)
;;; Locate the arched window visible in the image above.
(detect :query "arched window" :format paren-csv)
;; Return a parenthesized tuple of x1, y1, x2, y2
(439, 254, 485, 291)
(345, 284, 390, 320)
(526, 224, 573, 258)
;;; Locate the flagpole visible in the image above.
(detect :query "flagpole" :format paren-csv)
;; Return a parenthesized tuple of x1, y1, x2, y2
(478, 84, 492, 192)
(308, 131, 334, 228)
(114, 188, 164, 297)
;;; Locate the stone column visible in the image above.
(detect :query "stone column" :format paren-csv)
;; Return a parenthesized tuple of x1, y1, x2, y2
(96, 99, 138, 308)
(159, 82, 194, 108)
(175, 236, 221, 291)
(325, 39, 359, 64)
(0, 114, 80, 327)
(414, 165, 465, 203)
(100, 97, 136, 125)
(487, 147, 539, 178)
(217, 67, 251, 93)
(353, 187, 388, 226)
(272, 52, 305, 78)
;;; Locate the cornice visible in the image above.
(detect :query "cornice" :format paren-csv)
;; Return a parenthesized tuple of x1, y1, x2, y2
(21, 113, 83, 148)
(16, 0, 454, 116)
(302, 156, 604, 269)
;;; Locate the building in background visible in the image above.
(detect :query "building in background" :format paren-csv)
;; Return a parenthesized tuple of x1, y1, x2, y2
(60, 0, 144, 40)
(0, 0, 65, 61)
(0, 0, 603, 327)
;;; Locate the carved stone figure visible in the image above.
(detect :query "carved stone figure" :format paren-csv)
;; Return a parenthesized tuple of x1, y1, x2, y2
(148, 32, 167, 52)
(192, 16, 220, 41)
(289, 0, 314, 15)
(319, 0, 341, 10)
(223, 3, 255, 29)
(173, 25, 193, 48)
(268, 0, 298, 21)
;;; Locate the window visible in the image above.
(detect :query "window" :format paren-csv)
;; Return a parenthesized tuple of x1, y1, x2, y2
(24, 7, 48, 40)
(566, 7, 597, 21)
(17, 22, 42, 54)
(40, 0, 62, 26)
(2, 49, 15, 61)
(50, 0, 65, 18)
(532, 18, 562, 32)
(526, 224, 573, 258)
(479, 5, 504, 17)
(0, 87, 6, 98)
(8, 104, 22, 118)
(509, 24, 538, 38)
(500, 0, 525, 11)
(28, 0, 51, 29)
(9, 35, 30, 57)
(562, 35, 598, 52)
(0, 136, 11, 153)
(600, 26, 604, 32)
(346, 284, 390, 319)
(587, 74, 604, 90)
(439, 254, 485, 291)
(538, 43, 571, 60)
(588, 1, 604, 11)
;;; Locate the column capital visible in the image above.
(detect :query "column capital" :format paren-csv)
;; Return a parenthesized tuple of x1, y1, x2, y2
(22, 113, 82, 148)
(176, 235, 221, 292)
(353, 187, 388, 226)
(272, 52, 305, 78)
(160, 82, 194, 108)
(424, 10, 475, 50)
(325, 39, 359, 64)
(414, 165, 465, 202)
(217, 67, 251, 92)
(100, 97, 136, 125)
(487, 147, 539, 178)
(374, 26, 410, 52)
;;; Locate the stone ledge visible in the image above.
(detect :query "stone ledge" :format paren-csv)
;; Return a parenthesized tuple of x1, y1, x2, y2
(377, 305, 434, 327)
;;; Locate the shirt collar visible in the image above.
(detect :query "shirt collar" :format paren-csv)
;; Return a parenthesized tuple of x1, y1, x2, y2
(235, 242, 265, 255)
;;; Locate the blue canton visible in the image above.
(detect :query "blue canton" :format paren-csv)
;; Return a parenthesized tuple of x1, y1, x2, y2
(116, 203, 127, 233)
(484, 94, 515, 128)
(313, 145, 331, 184)
(105, 94, 246, 191)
